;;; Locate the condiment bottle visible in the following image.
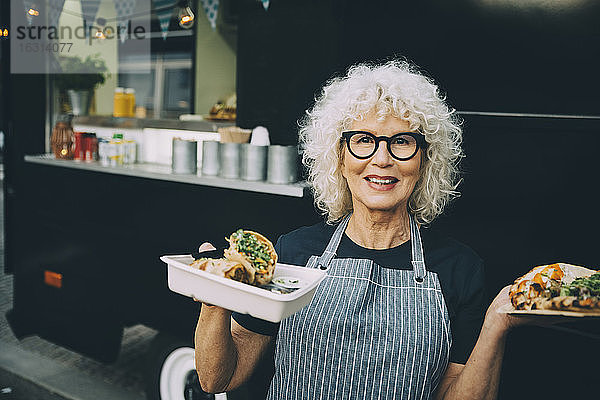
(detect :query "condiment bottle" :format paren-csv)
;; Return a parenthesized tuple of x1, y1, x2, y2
(73, 131, 84, 161)
(125, 88, 136, 117)
(51, 114, 75, 159)
(110, 133, 124, 165)
(98, 138, 109, 166)
(125, 140, 136, 164)
(113, 87, 128, 117)
(84, 133, 98, 162)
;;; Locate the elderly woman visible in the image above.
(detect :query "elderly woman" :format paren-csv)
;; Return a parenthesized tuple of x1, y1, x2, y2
(196, 60, 520, 400)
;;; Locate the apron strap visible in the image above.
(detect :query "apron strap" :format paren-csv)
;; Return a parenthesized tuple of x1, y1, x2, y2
(409, 215, 426, 282)
(317, 213, 352, 270)
(317, 212, 427, 283)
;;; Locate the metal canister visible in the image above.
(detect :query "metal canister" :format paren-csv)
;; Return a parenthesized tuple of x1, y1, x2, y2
(201, 140, 219, 176)
(240, 143, 268, 181)
(267, 145, 298, 184)
(172, 138, 197, 174)
(218, 142, 241, 179)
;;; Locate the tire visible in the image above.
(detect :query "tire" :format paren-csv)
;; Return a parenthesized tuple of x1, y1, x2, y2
(144, 332, 227, 400)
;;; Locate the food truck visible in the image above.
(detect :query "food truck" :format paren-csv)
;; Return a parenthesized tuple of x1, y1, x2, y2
(2, 1, 599, 399)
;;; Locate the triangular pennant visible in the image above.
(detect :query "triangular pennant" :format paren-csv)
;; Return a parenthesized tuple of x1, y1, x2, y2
(261, 0, 269, 11)
(115, 0, 138, 43)
(80, 0, 102, 39)
(153, 0, 177, 40)
(47, 0, 66, 30)
(200, 0, 219, 30)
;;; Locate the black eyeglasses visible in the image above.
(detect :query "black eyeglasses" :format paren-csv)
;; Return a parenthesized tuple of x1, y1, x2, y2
(341, 131, 426, 161)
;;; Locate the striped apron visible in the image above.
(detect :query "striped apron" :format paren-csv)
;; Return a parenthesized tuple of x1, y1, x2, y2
(267, 214, 451, 400)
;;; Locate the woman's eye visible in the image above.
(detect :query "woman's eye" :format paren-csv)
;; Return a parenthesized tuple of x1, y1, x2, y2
(392, 136, 413, 146)
(356, 135, 374, 144)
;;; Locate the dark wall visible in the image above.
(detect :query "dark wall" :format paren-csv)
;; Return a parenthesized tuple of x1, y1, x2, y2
(434, 115, 600, 296)
(238, 0, 600, 125)
(339, 0, 600, 115)
(236, 0, 344, 145)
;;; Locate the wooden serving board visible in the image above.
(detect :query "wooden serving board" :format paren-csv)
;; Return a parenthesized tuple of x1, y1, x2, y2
(497, 303, 600, 317)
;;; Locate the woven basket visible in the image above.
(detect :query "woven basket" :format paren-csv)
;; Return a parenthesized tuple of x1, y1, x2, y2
(218, 127, 252, 143)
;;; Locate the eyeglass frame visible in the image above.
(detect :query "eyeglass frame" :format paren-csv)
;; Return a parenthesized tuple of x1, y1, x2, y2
(340, 130, 427, 161)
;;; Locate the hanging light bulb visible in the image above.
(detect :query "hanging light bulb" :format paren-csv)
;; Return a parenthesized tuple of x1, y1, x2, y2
(178, 0, 195, 29)
(95, 28, 106, 39)
(95, 18, 106, 40)
(27, 7, 40, 17)
(25, 3, 40, 25)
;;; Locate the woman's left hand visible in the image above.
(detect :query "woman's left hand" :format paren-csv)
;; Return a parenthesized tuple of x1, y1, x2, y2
(484, 285, 564, 336)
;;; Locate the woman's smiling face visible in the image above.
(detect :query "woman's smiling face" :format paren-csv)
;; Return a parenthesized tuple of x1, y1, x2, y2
(341, 112, 422, 216)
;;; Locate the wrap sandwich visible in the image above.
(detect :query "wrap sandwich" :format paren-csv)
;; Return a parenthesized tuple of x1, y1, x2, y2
(224, 229, 278, 285)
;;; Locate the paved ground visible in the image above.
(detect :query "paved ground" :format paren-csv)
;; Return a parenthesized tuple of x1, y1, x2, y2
(0, 165, 155, 400)
(0, 368, 69, 400)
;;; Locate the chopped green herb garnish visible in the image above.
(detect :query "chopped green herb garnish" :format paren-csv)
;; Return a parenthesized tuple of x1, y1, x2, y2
(560, 272, 600, 298)
(232, 229, 273, 271)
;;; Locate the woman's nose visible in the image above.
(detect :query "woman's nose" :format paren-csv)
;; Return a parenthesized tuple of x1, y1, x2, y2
(372, 141, 393, 165)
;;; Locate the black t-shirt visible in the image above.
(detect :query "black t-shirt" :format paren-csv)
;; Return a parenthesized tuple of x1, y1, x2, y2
(233, 221, 486, 365)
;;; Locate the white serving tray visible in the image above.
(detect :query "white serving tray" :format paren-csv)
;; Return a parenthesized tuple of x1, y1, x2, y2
(160, 255, 327, 322)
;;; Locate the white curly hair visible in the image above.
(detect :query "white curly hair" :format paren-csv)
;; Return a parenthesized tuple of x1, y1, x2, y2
(299, 59, 464, 225)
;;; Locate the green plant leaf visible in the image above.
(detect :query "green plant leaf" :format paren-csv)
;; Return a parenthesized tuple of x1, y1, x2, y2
(54, 53, 109, 91)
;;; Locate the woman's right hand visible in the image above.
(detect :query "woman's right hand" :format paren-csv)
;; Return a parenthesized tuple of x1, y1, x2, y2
(195, 303, 272, 393)
(199, 302, 233, 316)
(198, 242, 217, 252)
(191, 242, 222, 306)
(192, 240, 272, 393)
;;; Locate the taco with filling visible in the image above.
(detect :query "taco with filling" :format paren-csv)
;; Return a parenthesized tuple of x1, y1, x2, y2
(224, 229, 277, 285)
(509, 263, 600, 312)
(190, 258, 254, 284)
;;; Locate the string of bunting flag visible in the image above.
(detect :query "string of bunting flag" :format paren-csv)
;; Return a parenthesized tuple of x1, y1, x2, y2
(19, 0, 271, 41)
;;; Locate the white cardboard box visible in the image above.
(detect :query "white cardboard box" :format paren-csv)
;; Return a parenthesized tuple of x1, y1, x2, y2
(161, 255, 326, 322)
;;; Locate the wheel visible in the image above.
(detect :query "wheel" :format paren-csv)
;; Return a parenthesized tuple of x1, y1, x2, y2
(144, 332, 227, 400)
